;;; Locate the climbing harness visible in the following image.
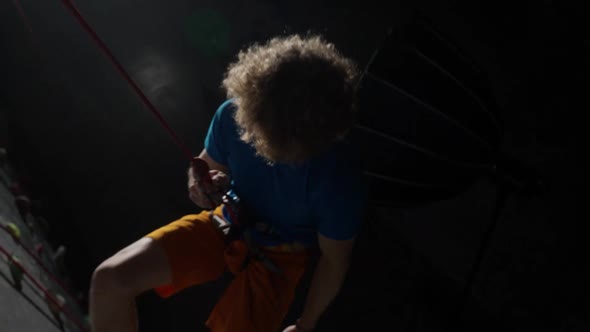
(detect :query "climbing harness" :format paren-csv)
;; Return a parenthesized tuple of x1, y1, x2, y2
(192, 157, 287, 275)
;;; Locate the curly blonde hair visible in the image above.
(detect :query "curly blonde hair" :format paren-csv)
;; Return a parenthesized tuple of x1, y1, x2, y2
(222, 34, 359, 164)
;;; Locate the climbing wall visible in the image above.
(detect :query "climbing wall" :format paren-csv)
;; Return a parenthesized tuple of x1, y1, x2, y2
(0, 148, 89, 332)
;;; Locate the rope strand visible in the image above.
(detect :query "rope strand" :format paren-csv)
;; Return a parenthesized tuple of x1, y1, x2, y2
(60, 0, 194, 160)
(0, 242, 89, 332)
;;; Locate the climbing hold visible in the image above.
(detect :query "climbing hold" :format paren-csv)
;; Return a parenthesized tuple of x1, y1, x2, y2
(15, 195, 31, 206)
(8, 255, 24, 292)
(52, 245, 66, 262)
(35, 243, 44, 256)
(15, 195, 32, 219)
(45, 292, 66, 331)
(46, 292, 66, 315)
(9, 182, 23, 196)
(53, 246, 67, 273)
(4, 222, 21, 241)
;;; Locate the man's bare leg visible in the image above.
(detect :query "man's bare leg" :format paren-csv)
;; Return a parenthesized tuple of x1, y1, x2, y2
(89, 237, 171, 332)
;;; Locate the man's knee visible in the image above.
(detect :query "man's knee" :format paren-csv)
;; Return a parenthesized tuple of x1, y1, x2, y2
(91, 257, 136, 297)
(90, 238, 171, 298)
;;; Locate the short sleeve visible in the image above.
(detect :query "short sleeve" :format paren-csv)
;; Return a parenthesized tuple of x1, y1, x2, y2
(204, 100, 234, 166)
(314, 160, 367, 241)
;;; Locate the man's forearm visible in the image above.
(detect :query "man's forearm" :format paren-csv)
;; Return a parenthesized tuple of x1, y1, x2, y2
(298, 256, 350, 329)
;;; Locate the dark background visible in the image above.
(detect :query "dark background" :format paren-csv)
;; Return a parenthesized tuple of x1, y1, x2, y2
(0, 0, 586, 331)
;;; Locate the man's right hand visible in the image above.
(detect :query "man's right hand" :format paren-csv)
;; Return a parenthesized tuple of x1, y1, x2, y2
(188, 169, 230, 209)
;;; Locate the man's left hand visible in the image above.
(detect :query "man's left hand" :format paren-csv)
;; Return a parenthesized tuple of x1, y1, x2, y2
(283, 325, 305, 332)
(282, 321, 314, 332)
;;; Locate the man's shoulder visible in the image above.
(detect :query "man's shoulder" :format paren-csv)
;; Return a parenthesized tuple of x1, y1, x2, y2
(215, 99, 237, 119)
(212, 99, 241, 140)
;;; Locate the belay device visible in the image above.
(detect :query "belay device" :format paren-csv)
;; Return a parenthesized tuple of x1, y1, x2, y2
(191, 157, 284, 274)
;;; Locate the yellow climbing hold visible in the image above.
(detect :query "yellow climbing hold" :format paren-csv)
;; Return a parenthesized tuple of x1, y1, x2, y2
(4, 222, 21, 241)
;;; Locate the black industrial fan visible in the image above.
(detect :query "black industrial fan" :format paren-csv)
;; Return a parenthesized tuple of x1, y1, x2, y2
(354, 18, 503, 207)
(354, 17, 543, 331)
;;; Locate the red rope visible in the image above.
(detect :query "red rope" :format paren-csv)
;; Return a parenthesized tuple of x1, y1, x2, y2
(59, 0, 194, 161)
(0, 242, 89, 332)
(3, 5, 206, 331)
(11, 0, 194, 161)
(0, 223, 85, 310)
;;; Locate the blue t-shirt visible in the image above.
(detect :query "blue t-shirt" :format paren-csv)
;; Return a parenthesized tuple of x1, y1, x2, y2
(205, 100, 366, 246)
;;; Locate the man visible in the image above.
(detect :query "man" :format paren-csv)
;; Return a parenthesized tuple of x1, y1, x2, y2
(89, 34, 366, 332)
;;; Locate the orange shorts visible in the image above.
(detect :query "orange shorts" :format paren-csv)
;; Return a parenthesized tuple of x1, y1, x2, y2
(145, 206, 311, 332)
